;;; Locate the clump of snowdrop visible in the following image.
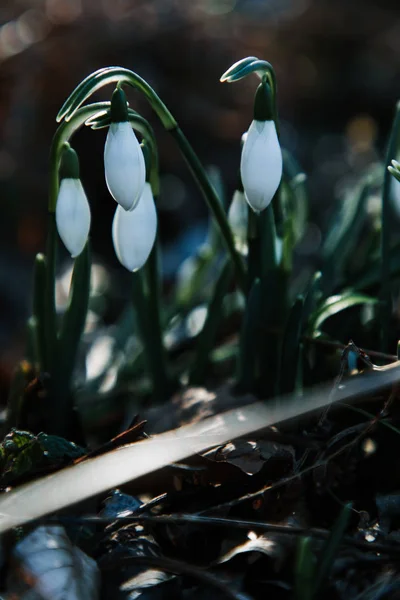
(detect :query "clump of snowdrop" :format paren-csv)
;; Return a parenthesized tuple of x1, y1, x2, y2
(104, 87, 146, 211)
(240, 81, 282, 212)
(55, 145, 91, 257)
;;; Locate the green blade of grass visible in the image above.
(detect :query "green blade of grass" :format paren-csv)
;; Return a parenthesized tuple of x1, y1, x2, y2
(294, 536, 315, 600)
(278, 296, 304, 395)
(308, 293, 378, 334)
(313, 502, 352, 597)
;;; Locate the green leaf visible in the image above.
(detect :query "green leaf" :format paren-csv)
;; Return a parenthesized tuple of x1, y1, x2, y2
(131, 246, 172, 403)
(321, 175, 374, 295)
(5, 361, 35, 431)
(278, 296, 304, 395)
(0, 429, 43, 484)
(314, 503, 352, 596)
(302, 271, 323, 328)
(282, 149, 309, 245)
(32, 254, 47, 372)
(189, 259, 233, 385)
(294, 537, 315, 600)
(258, 268, 288, 397)
(49, 243, 90, 438)
(175, 247, 216, 309)
(308, 293, 378, 334)
(380, 101, 400, 350)
(58, 242, 91, 388)
(0, 429, 85, 485)
(237, 278, 261, 391)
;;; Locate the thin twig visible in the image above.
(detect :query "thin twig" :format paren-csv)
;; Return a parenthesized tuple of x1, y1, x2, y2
(101, 554, 252, 600)
(48, 513, 400, 558)
(197, 405, 392, 517)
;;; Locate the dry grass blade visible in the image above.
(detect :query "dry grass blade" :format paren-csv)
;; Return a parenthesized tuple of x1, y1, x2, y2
(0, 362, 400, 534)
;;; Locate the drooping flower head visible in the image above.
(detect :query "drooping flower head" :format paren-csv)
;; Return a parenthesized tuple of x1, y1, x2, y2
(112, 142, 157, 272)
(55, 145, 91, 257)
(240, 80, 282, 212)
(104, 87, 146, 211)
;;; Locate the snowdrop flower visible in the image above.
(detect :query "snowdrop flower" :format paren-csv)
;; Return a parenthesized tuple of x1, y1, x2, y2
(104, 87, 146, 211)
(240, 81, 282, 212)
(55, 146, 91, 257)
(112, 182, 157, 272)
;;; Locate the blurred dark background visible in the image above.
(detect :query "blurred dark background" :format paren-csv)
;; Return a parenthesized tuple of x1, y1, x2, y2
(0, 0, 400, 385)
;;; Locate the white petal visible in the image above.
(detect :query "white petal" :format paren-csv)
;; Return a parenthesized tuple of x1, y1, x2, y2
(112, 182, 157, 271)
(228, 190, 248, 252)
(391, 176, 400, 217)
(55, 178, 91, 257)
(240, 119, 282, 212)
(104, 122, 146, 211)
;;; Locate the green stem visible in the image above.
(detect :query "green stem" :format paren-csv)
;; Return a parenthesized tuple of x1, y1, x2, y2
(170, 127, 246, 291)
(49, 102, 111, 212)
(54, 242, 91, 437)
(32, 254, 48, 372)
(131, 249, 171, 402)
(57, 68, 246, 292)
(189, 259, 232, 385)
(44, 214, 57, 374)
(237, 278, 261, 391)
(57, 67, 176, 130)
(44, 102, 113, 379)
(260, 203, 277, 278)
(145, 240, 172, 400)
(380, 101, 400, 351)
(247, 208, 260, 292)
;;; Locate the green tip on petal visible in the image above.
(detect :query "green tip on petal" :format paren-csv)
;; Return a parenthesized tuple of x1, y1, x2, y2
(254, 81, 274, 121)
(110, 87, 129, 123)
(59, 146, 80, 180)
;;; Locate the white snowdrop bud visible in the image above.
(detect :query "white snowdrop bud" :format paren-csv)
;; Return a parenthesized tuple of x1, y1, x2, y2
(55, 146, 91, 258)
(112, 182, 157, 272)
(104, 88, 146, 211)
(240, 81, 282, 212)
